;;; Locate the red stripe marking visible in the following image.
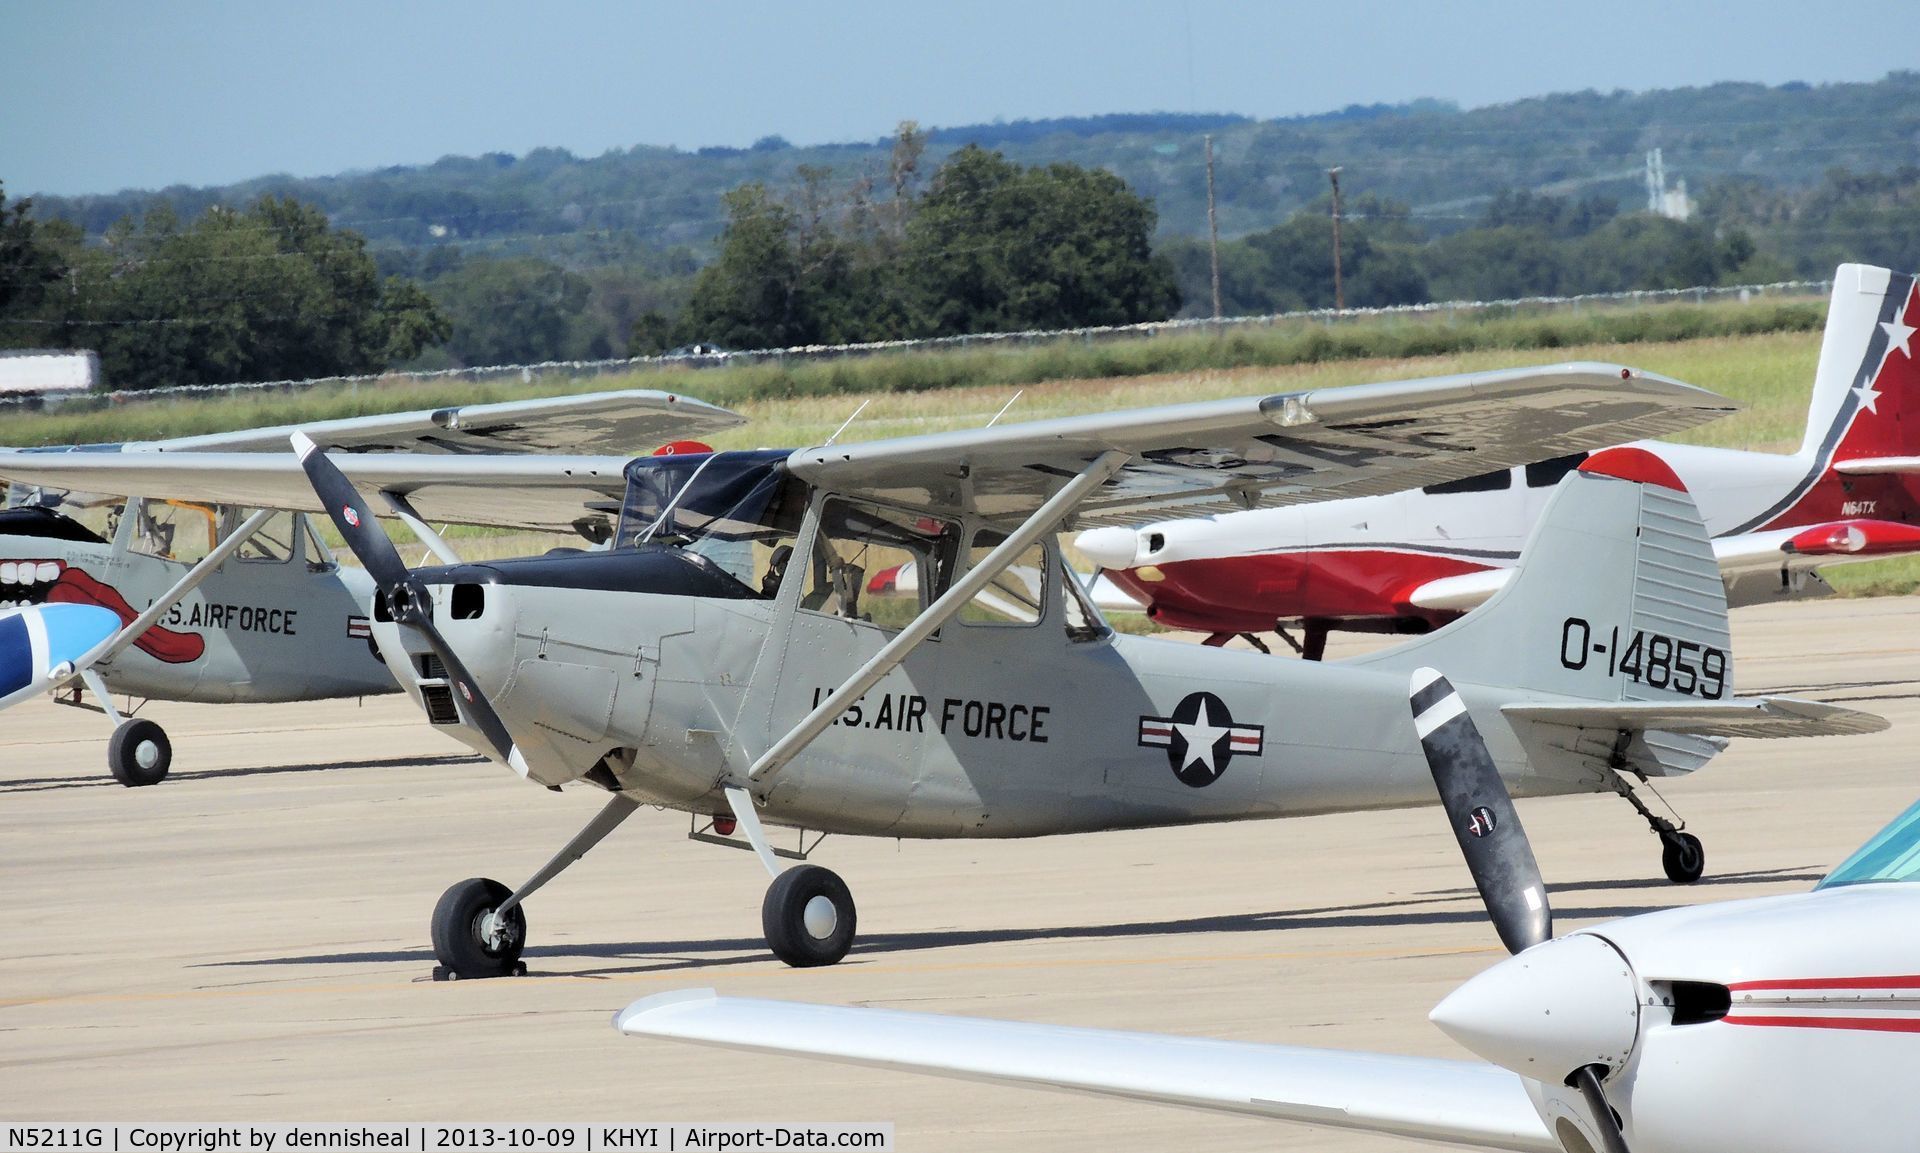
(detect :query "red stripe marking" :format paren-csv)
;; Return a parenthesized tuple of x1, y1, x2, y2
(1726, 975, 1920, 992)
(1724, 1015, 1920, 1034)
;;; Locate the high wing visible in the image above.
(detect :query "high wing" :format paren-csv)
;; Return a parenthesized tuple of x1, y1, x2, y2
(785, 362, 1733, 526)
(0, 452, 630, 534)
(43, 388, 744, 456)
(0, 389, 742, 533)
(1408, 518, 1920, 614)
(615, 990, 1556, 1153)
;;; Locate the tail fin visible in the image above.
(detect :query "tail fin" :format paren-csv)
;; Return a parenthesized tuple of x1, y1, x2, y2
(1357, 447, 1731, 703)
(1804, 263, 1920, 465)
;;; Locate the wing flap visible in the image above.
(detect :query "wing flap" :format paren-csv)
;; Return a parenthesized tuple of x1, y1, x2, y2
(1504, 697, 1888, 739)
(787, 363, 1732, 526)
(615, 991, 1556, 1153)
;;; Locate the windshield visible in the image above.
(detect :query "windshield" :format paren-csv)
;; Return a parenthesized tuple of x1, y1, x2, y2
(1816, 796, 1920, 888)
(615, 449, 806, 595)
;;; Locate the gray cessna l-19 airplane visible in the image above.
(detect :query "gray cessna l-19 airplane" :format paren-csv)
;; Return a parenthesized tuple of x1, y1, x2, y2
(0, 389, 741, 783)
(2, 364, 1882, 973)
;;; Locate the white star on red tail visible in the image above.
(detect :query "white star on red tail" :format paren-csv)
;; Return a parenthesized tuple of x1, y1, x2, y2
(1883, 314, 1916, 359)
(1855, 376, 1883, 414)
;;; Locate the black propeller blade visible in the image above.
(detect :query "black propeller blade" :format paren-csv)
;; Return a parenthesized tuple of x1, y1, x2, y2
(1410, 666, 1634, 1151)
(1407, 666, 1551, 955)
(292, 431, 526, 775)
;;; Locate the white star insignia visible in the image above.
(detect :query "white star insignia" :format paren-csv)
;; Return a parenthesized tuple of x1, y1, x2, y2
(1855, 376, 1883, 414)
(1882, 314, 1916, 359)
(1173, 698, 1229, 776)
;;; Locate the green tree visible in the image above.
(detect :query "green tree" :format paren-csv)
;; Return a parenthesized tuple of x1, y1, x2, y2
(904, 146, 1180, 334)
(427, 257, 590, 365)
(8, 194, 449, 388)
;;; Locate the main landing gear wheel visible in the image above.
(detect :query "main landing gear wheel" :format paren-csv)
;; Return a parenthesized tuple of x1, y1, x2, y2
(430, 877, 528, 979)
(107, 718, 171, 787)
(762, 864, 857, 968)
(1660, 831, 1706, 885)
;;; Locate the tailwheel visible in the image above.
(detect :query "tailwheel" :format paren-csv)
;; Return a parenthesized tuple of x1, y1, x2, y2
(107, 717, 171, 787)
(762, 864, 857, 968)
(430, 877, 528, 979)
(1660, 831, 1706, 885)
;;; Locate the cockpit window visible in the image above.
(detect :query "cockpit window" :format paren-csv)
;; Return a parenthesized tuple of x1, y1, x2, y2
(1817, 797, 1920, 889)
(615, 449, 806, 597)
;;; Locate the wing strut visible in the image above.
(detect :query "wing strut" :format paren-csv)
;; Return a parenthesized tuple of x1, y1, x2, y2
(747, 449, 1130, 783)
(82, 507, 277, 670)
(381, 490, 463, 565)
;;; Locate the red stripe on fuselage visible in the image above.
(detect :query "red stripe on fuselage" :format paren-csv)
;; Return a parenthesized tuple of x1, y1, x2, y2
(1726, 974, 1920, 992)
(1723, 1014, 1920, 1034)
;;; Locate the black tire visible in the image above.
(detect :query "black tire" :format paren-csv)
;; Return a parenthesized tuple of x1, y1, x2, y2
(430, 877, 527, 978)
(762, 865, 857, 968)
(1661, 832, 1706, 884)
(107, 718, 171, 787)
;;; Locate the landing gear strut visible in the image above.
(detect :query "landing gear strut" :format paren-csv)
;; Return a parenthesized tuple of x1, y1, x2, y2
(1607, 762, 1705, 885)
(427, 786, 858, 978)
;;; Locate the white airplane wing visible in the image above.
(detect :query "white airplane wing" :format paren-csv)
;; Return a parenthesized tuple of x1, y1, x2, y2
(615, 990, 1556, 1153)
(785, 363, 1731, 526)
(87, 388, 743, 455)
(0, 452, 631, 534)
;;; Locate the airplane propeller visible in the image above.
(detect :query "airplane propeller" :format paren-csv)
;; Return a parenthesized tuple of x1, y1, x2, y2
(292, 431, 528, 776)
(1408, 667, 1633, 1153)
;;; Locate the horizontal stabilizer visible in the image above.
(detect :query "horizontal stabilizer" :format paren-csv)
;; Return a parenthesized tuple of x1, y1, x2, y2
(1503, 697, 1887, 739)
(616, 990, 1555, 1153)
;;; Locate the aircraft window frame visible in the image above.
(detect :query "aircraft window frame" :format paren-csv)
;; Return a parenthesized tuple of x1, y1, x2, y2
(797, 494, 959, 632)
(956, 528, 1047, 629)
(232, 509, 298, 565)
(1421, 469, 1514, 496)
(1059, 549, 1113, 644)
(615, 449, 808, 599)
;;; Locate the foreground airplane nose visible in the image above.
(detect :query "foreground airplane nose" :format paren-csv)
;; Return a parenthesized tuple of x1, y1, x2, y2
(1428, 933, 1640, 1079)
(1074, 526, 1144, 569)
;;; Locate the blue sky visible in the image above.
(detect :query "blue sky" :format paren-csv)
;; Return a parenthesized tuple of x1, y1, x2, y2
(4, 0, 1915, 196)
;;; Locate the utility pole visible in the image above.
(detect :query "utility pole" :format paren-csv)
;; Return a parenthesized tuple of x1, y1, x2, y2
(1205, 134, 1222, 321)
(1328, 166, 1345, 313)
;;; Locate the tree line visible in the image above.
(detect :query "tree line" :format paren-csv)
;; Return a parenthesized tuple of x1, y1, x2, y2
(10, 138, 1920, 390)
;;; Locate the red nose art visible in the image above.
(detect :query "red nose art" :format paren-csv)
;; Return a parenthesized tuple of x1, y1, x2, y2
(46, 569, 206, 664)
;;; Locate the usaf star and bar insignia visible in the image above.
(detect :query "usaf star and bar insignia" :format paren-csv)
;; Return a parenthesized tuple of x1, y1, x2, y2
(1138, 691, 1264, 788)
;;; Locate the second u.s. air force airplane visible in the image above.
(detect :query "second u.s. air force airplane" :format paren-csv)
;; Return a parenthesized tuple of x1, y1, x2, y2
(0, 389, 741, 784)
(0, 363, 1884, 972)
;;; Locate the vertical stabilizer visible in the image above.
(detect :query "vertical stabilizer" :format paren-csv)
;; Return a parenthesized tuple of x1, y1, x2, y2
(1356, 448, 1730, 705)
(1804, 264, 1919, 463)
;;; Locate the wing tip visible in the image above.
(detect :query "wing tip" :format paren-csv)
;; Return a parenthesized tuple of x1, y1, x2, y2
(614, 988, 720, 1035)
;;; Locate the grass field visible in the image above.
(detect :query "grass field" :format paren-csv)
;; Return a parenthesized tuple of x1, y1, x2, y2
(8, 304, 1919, 595)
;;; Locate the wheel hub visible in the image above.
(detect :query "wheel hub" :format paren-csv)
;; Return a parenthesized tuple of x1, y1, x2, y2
(802, 894, 838, 939)
(135, 741, 161, 770)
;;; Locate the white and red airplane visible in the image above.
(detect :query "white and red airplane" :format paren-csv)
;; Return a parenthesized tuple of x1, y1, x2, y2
(1076, 264, 1920, 657)
(620, 671, 1920, 1153)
